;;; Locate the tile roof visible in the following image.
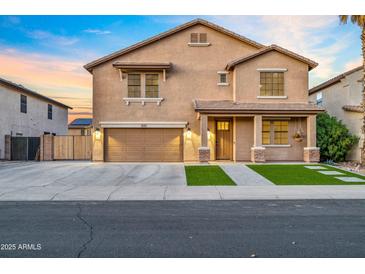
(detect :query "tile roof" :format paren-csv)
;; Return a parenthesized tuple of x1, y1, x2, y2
(309, 66, 363, 94)
(0, 77, 72, 109)
(193, 100, 324, 114)
(342, 105, 363, 113)
(84, 18, 265, 72)
(226, 44, 318, 71)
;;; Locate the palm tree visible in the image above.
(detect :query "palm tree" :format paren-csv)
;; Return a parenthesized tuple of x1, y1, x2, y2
(340, 15, 365, 164)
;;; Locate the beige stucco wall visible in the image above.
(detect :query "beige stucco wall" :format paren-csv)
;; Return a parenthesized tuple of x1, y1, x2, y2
(0, 83, 68, 159)
(309, 69, 363, 161)
(234, 51, 309, 103)
(264, 117, 307, 161)
(235, 117, 254, 161)
(90, 23, 314, 162)
(92, 24, 260, 161)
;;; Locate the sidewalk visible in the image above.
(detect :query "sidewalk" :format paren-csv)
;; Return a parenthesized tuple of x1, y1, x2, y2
(1, 185, 365, 201)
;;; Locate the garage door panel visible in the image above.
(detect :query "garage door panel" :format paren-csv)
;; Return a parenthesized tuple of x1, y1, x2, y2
(105, 128, 182, 162)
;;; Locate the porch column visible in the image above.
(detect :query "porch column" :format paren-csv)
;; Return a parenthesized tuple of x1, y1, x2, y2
(198, 114, 210, 162)
(251, 115, 266, 162)
(304, 115, 320, 162)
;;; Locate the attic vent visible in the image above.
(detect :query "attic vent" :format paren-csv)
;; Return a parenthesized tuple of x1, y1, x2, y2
(189, 33, 210, 47)
(190, 33, 199, 43)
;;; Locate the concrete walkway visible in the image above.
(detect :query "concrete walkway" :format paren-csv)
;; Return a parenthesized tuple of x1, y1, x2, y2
(1, 185, 365, 201)
(219, 164, 274, 186)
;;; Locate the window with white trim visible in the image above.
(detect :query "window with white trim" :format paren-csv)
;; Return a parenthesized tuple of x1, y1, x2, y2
(145, 74, 159, 98)
(190, 33, 209, 44)
(217, 71, 229, 85)
(316, 92, 323, 106)
(127, 74, 141, 98)
(260, 72, 284, 96)
(127, 73, 159, 98)
(262, 120, 289, 145)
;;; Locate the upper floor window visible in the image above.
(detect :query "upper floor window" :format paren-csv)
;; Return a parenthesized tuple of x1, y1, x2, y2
(316, 92, 323, 106)
(217, 71, 229, 85)
(20, 94, 27, 113)
(128, 74, 141, 98)
(189, 33, 209, 46)
(48, 104, 53, 120)
(127, 73, 159, 98)
(262, 120, 289, 145)
(260, 72, 284, 96)
(145, 74, 159, 98)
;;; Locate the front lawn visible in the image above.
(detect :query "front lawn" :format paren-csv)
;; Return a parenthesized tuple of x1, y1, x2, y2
(247, 164, 365, 185)
(185, 165, 236, 186)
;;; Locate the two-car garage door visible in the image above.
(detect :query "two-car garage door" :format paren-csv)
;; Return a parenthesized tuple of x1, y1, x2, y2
(104, 128, 183, 162)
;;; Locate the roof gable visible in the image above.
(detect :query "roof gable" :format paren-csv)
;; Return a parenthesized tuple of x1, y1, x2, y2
(0, 77, 72, 109)
(84, 18, 265, 73)
(309, 66, 362, 94)
(226, 44, 318, 71)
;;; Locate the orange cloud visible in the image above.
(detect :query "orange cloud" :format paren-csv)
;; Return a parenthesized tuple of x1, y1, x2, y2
(0, 48, 91, 92)
(0, 48, 93, 122)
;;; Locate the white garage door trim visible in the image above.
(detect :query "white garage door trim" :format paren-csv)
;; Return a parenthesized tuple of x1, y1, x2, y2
(100, 121, 188, 128)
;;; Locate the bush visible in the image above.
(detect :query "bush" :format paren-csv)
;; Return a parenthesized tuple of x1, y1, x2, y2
(317, 113, 359, 162)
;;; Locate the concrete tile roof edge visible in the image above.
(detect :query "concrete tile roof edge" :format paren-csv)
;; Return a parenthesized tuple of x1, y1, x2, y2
(0, 77, 72, 109)
(309, 66, 363, 95)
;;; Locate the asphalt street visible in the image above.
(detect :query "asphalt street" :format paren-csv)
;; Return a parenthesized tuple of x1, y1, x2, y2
(0, 200, 365, 257)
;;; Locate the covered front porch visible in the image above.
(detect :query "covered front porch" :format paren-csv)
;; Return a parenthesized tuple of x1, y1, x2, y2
(194, 100, 324, 163)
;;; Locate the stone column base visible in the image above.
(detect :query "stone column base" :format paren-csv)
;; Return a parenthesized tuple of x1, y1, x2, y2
(198, 147, 210, 162)
(304, 147, 320, 162)
(251, 146, 266, 162)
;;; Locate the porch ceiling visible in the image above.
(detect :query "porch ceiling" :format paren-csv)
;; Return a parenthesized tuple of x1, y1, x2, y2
(193, 100, 325, 115)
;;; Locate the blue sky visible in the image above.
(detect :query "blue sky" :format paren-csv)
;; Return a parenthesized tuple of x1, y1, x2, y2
(0, 15, 362, 120)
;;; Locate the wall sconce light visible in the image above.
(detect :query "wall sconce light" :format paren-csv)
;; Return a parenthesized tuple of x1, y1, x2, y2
(94, 128, 101, 140)
(207, 128, 211, 140)
(186, 127, 192, 139)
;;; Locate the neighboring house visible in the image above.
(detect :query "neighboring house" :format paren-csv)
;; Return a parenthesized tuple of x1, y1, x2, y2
(309, 66, 363, 162)
(68, 118, 93, 136)
(0, 77, 71, 159)
(84, 18, 323, 163)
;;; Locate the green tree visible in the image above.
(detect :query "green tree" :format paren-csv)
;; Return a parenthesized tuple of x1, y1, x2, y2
(339, 15, 365, 163)
(317, 113, 359, 162)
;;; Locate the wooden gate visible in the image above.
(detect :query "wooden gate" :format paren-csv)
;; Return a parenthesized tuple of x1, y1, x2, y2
(53, 135, 92, 160)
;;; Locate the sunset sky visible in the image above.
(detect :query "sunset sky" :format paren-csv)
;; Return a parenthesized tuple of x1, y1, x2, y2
(0, 15, 362, 122)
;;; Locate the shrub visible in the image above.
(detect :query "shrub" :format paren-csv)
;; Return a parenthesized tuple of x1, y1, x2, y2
(317, 113, 359, 162)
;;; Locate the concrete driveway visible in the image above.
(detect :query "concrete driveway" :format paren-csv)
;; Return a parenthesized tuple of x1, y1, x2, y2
(2, 161, 365, 201)
(0, 161, 186, 200)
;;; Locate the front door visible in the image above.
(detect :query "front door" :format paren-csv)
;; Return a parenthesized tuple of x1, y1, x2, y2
(216, 120, 232, 160)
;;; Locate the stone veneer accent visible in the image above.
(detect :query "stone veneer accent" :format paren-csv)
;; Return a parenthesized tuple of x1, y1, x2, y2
(251, 146, 266, 162)
(303, 147, 320, 162)
(198, 147, 210, 162)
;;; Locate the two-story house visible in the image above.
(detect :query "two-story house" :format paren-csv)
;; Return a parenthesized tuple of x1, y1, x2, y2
(84, 18, 323, 163)
(309, 66, 363, 162)
(0, 77, 71, 159)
